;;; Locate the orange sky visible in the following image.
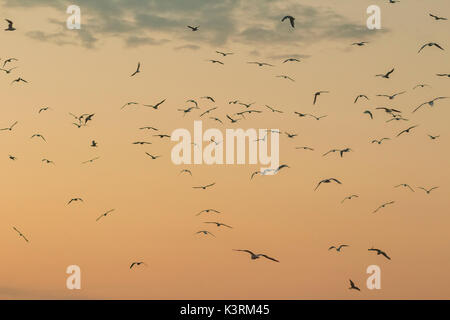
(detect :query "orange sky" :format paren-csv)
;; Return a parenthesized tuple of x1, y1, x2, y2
(1, 0, 450, 299)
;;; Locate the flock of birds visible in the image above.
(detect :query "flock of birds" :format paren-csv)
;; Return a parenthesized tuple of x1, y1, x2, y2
(3, 3, 448, 294)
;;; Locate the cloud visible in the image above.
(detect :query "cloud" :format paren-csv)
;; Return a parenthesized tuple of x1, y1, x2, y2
(4, 0, 383, 50)
(174, 44, 201, 51)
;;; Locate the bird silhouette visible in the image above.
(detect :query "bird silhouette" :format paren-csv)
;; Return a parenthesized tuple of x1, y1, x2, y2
(130, 62, 141, 77)
(68, 198, 83, 205)
(143, 99, 166, 110)
(313, 91, 329, 105)
(4, 19, 15, 31)
(376, 68, 395, 79)
(394, 184, 414, 192)
(418, 42, 444, 53)
(195, 230, 215, 237)
(341, 195, 359, 203)
(96, 209, 115, 222)
(397, 125, 418, 137)
(349, 280, 360, 291)
(413, 97, 448, 113)
(429, 13, 447, 21)
(373, 201, 395, 213)
(281, 15, 295, 28)
(187, 25, 199, 31)
(315, 178, 342, 191)
(354, 94, 369, 103)
(204, 222, 233, 228)
(130, 262, 147, 269)
(329, 244, 349, 252)
(0, 121, 18, 131)
(193, 183, 216, 190)
(368, 248, 391, 260)
(13, 227, 29, 242)
(233, 249, 279, 262)
(417, 186, 439, 194)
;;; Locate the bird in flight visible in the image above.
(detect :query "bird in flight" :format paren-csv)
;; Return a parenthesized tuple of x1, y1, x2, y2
(68, 198, 83, 205)
(354, 94, 369, 103)
(296, 146, 314, 151)
(283, 58, 301, 63)
(179, 169, 192, 176)
(11, 77, 28, 85)
(281, 15, 295, 28)
(3, 57, 18, 67)
(130, 62, 141, 77)
(376, 68, 395, 79)
(376, 107, 402, 115)
(247, 61, 274, 67)
(315, 178, 342, 191)
(341, 195, 359, 203)
(90, 140, 98, 148)
(373, 201, 395, 213)
(276, 75, 295, 82)
(436, 73, 450, 78)
(413, 97, 448, 113)
(329, 244, 349, 252)
(368, 248, 391, 260)
(0, 121, 18, 131)
(38, 106, 51, 114)
(195, 230, 215, 237)
(82, 157, 100, 164)
(130, 262, 147, 269)
(0, 67, 17, 74)
(418, 42, 444, 53)
(145, 152, 161, 160)
(216, 51, 233, 57)
(226, 114, 241, 123)
(428, 134, 440, 140)
(349, 280, 360, 291)
(42, 159, 55, 165)
(201, 96, 216, 102)
(193, 183, 216, 190)
(210, 117, 223, 124)
(417, 186, 439, 194)
(187, 25, 199, 31)
(153, 134, 171, 139)
(133, 141, 152, 145)
(429, 13, 447, 21)
(96, 209, 115, 222)
(196, 209, 220, 216)
(394, 184, 414, 192)
(284, 132, 297, 139)
(9, 155, 17, 161)
(323, 148, 352, 158)
(200, 107, 218, 117)
(13, 227, 29, 242)
(377, 91, 406, 100)
(265, 105, 283, 113)
(204, 222, 233, 228)
(143, 99, 166, 110)
(313, 91, 329, 105)
(121, 102, 139, 110)
(413, 84, 430, 89)
(208, 59, 224, 65)
(4, 19, 15, 31)
(233, 249, 279, 262)
(371, 138, 390, 145)
(31, 134, 46, 142)
(352, 41, 368, 46)
(397, 125, 418, 137)
(363, 110, 373, 119)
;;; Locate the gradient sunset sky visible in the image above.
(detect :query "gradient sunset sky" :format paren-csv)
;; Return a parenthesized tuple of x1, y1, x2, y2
(1, 0, 449, 299)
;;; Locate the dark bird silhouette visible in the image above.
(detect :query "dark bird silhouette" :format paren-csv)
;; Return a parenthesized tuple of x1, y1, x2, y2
(371, 138, 390, 145)
(296, 146, 314, 151)
(265, 105, 283, 113)
(226, 114, 240, 123)
(68, 198, 83, 205)
(417, 186, 439, 194)
(315, 178, 342, 191)
(394, 184, 414, 192)
(413, 84, 430, 89)
(313, 91, 329, 105)
(38, 106, 51, 114)
(349, 280, 360, 291)
(143, 99, 166, 110)
(0, 121, 18, 131)
(216, 51, 233, 57)
(428, 134, 440, 140)
(130, 262, 147, 269)
(368, 248, 391, 260)
(429, 13, 447, 21)
(121, 102, 139, 110)
(209, 59, 224, 65)
(96, 209, 115, 222)
(376, 68, 395, 79)
(418, 42, 444, 53)
(376, 107, 401, 115)
(247, 61, 274, 67)
(130, 62, 141, 77)
(193, 183, 216, 190)
(90, 140, 98, 148)
(413, 97, 448, 113)
(13, 227, 29, 242)
(397, 125, 418, 137)
(82, 157, 100, 164)
(276, 75, 295, 82)
(281, 15, 295, 28)
(11, 77, 28, 84)
(341, 195, 359, 203)
(8, 155, 17, 161)
(436, 73, 450, 78)
(233, 249, 279, 262)
(377, 91, 406, 100)
(145, 152, 161, 160)
(201, 96, 216, 102)
(363, 110, 373, 119)
(42, 159, 55, 165)
(200, 107, 218, 117)
(0, 67, 17, 74)
(329, 244, 349, 252)
(133, 141, 152, 145)
(153, 134, 171, 139)
(352, 41, 368, 46)
(3, 57, 18, 68)
(195, 230, 215, 237)
(187, 25, 199, 31)
(210, 117, 223, 124)
(354, 94, 369, 103)
(31, 134, 46, 142)
(284, 132, 297, 139)
(139, 126, 159, 131)
(5, 19, 15, 31)
(373, 201, 395, 213)
(196, 209, 220, 216)
(283, 58, 300, 63)
(179, 169, 192, 176)
(204, 222, 233, 228)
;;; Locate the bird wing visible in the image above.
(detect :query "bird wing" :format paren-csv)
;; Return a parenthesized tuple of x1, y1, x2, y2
(261, 254, 280, 262)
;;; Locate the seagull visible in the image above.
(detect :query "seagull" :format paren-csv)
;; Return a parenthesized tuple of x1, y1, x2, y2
(352, 41, 368, 46)
(13, 227, 29, 242)
(413, 97, 448, 113)
(368, 248, 391, 260)
(31, 134, 46, 142)
(196, 209, 220, 216)
(417, 186, 439, 194)
(428, 134, 440, 140)
(11, 77, 28, 84)
(180, 169, 192, 176)
(386, 115, 409, 123)
(429, 13, 447, 21)
(436, 73, 450, 78)
(274, 164, 290, 173)
(3, 58, 18, 67)
(281, 15, 295, 28)
(193, 183, 216, 190)
(308, 114, 328, 121)
(42, 159, 55, 165)
(283, 58, 300, 63)
(201, 96, 216, 102)
(226, 114, 240, 123)
(187, 25, 199, 31)
(376, 68, 395, 79)
(313, 91, 329, 105)
(200, 107, 218, 117)
(376, 107, 402, 115)
(371, 138, 390, 145)
(139, 126, 158, 131)
(121, 102, 139, 110)
(0, 67, 17, 74)
(296, 146, 314, 151)
(397, 125, 418, 137)
(133, 141, 152, 145)
(178, 106, 195, 116)
(90, 140, 98, 147)
(323, 148, 352, 158)
(195, 230, 215, 237)
(82, 157, 100, 164)
(145, 153, 161, 160)
(276, 75, 295, 82)
(0, 121, 18, 131)
(377, 91, 406, 100)
(216, 51, 233, 57)
(247, 61, 274, 67)
(130, 262, 147, 269)
(341, 195, 359, 203)
(143, 99, 166, 110)
(233, 249, 279, 262)
(38, 106, 51, 114)
(204, 222, 232, 228)
(349, 280, 360, 291)
(413, 84, 430, 89)
(209, 59, 224, 65)
(418, 42, 444, 53)
(284, 132, 297, 139)
(329, 244, 349, 252)
(363, 110, 373, 119)
(8, 155, 17, 161)
(373, 201, 395, 213)
(315, 178, 342, 191)
(354, 94, 369, 103)
(68, 198, 83, 205)
(153, 134, 171, 139)
(265, 105, 283, 113)
(96, 209, 115, 222)
(130, 62, 141, 77)
(4, 19, 15, 31)
(210, 117, 223, 124)
(394, 184, 414, 192)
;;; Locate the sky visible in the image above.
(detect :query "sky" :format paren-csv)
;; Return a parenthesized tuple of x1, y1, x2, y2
(1, 0, 450, 299)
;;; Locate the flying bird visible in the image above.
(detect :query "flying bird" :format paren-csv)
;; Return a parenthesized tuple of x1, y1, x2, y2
(96, 209, 115, 222)
(341, 195, 359, 203)
(428, 134, 440, 140)
(130, 62, 141, 77)
(247, 61, 274, 67)
(233, 249, 279, 262)
(397, 125, 418, 137)
(349, 280, 360, 291)
(413, 97, 448, 113)
(196, 209, 220, 216)
(143, 99, 166, 110)
(3, 57, 18, 67)
(354, 94, 369, 103)
(313, 91, 329, 105)
(377, 91, 406, 100)
(373, 201, 395, 213)
(193, 183, 216, 190)
(31, 134, 46, 142)
(11, 77, 28, 84)
(265, 105, 283, 113)
(281, 15, 295, 28)
(121, 102, 139, 110)
(417, 186, 439, 194)
(283, 58, 301, 63)
(394, 184, 414, 192)
(145, 152, 161, 160)
(130, 262, 147, 269)
(68, 198, 83, 205)
(315, 178, 342, 191)
(368, 248, 391, 260)
(13, 227, 29, 242)
(204, 222, 232, 228)
(153, 134, 171, 139)
(413, 84, 430, 89)
(82, 157, 100, 164)
(376, 68, 395, 79)
(329, 244, 349, 252)
(363, 110, 373, 119)
(179, 169, 192, 176)
(429, 13, 447, 21)
(276, 75, 295, 82)
(4, 19, 15, 31)
(436, 73, 450, 78)
(195, 230, 215, 237)
(371, 138, 390, 145)
(0, 121, 18, 131)
(352, 41, 368, 46)
(187, 25, 199, 31)
(42, 159, 55, 165)
(418, 42, 444, 53)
